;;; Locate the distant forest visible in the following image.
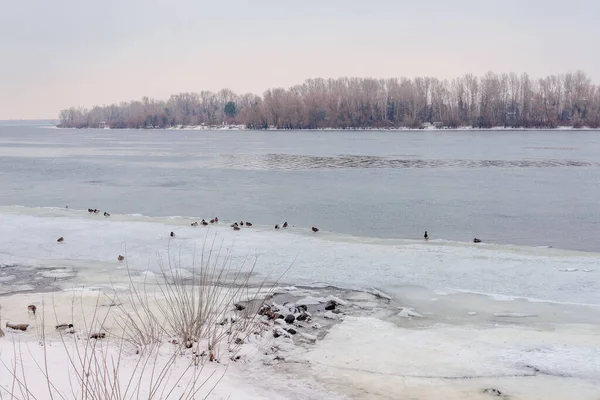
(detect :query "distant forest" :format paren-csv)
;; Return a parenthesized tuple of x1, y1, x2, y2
(58, 71, 600, 129)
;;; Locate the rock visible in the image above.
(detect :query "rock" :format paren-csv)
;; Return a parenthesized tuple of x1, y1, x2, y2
(267, 311, 284, 320)
(324, 300, 336, 311)
(296, 312, 310, 321)
(234, 303, 246, 311)
(284, 328, 297, 335)
(325, 296, 348, 306)
(482, 388, 503, 397)
(284, 314, 295, 324)
(323, 311, 337, 320)
(273, 328, 291, 339)
(258, 304, 271, 315)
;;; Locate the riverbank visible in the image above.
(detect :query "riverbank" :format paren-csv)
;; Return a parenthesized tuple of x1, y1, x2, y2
(54, 123, 599, 131)
(2, 279, 599, 399)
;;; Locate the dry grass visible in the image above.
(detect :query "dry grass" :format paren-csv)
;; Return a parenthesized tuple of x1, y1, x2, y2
(0, 236, 291, 400)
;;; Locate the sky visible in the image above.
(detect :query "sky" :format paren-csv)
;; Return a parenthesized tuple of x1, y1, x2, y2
(1, 0, 599, 119)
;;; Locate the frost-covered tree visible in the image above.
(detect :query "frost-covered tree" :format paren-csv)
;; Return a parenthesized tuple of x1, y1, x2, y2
(58, 71, 600, 129)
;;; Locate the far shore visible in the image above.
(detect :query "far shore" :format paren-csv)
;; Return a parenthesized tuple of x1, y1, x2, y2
(53, 124, 600, 131)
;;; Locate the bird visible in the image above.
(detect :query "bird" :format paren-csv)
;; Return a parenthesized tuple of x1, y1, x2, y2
(312, 227, 319, 232)
(283, 222, 288, 228)
(27, 305, 37, 316)
(230, 222, 239, 228)
(88, 208, 94, 213)
(191, 221, 198, 227)
(210, 219, 215, 224)
(240, 221, 245, 226)
(6, 322, 29, 331)
(57, 237, 64, 243)
(214, 217, 219, 223)
(245, 222, 253, 227)
(93, 209, 100, 214)
(55, 323, 73, 331)
(275, 224, 280, 230)
(104, 212, 110, 217)
(118, 255, 125, 261)
(233, 226, 241, 231)
(473, 238, 482, 243)
(201, 220, 208, 226)
(424, 231, 429, 240)
(170, 232, 175, 237)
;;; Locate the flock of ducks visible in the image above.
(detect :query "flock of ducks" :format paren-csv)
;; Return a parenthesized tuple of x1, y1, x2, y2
(2, 304, 74, 334)
(88, 208, 110, 217)
(59, 208, 483, 247)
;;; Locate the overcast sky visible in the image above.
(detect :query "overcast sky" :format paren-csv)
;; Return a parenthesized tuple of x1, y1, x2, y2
(1, 0, 598, 119)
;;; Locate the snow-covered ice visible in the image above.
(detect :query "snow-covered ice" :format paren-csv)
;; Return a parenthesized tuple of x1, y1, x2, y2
(1, 206, 599, 305)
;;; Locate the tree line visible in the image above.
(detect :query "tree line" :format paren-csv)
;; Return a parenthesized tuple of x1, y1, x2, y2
(58, 71, 600, 129)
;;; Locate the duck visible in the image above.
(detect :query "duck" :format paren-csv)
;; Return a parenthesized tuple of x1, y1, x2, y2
(424, 231, 428, 240)
(6, 322, 29, 331)
(55, 323, 73, 331)
(201, 219, 208, 226)
(230, 222, 239, 228)
(240, 221, 245, 226)
(57, 237, 64, 243)
(104, 212, 110, 217)
(118, 255, 125, 261)
(93, 209, 100, 214)
(214, 217, 219, 223)
(245, 222, 253, 227)
(275, 224, 280, 230)
(27, 305, 37, 316)
(210, 219, 215, 224)
(473, 238, 482, 243)
(283, 222, 288, 228)
(170, 232, 175, 238)
(233, 226, 241, 231)
(312, 227, 319, 232)
(88, 208, 93, 213)
(191, 221, 198, 227)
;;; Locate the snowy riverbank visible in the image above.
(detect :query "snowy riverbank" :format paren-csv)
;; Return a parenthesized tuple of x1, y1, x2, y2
(1, 207, 600, 399)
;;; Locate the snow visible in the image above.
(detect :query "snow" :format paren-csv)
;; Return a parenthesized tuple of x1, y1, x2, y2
(397, 307, 423, 318)
(290, 316, 600, 399)
(322, 311, 337, 319)
(0, 291, 346, 400)
(1, 207, 599, 305)
(1, 207, 600, 399)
